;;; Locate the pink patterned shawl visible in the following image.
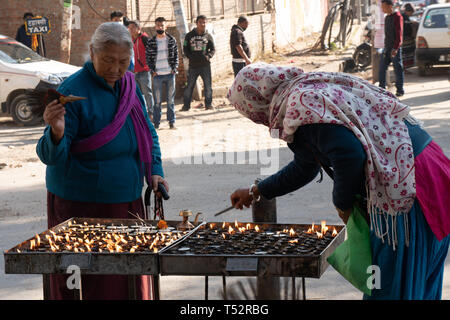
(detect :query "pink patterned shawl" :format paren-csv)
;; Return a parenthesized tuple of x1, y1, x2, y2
(227, 63, 416, 246)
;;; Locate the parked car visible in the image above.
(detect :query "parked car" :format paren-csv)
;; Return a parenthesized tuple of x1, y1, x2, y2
(397, 0, 427, 10)
(415, 3, 450, 76)
(0, 34, 80, 125)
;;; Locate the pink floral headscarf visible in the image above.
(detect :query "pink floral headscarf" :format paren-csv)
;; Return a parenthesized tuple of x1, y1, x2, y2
(227, 63, 416, 247)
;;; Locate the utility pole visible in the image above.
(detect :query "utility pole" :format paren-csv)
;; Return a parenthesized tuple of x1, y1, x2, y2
(171, 0, 202, 102)
(60, 0, 73, 64)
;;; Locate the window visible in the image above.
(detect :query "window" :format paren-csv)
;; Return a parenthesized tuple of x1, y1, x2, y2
(423, 8, 450, 28)
(0, 40, 46, 63)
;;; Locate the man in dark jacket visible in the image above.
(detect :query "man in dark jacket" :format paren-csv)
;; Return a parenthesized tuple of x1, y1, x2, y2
(128, 20, 154, 118)
(15, 12, 46, 56)
(230, 16, 252, 77)
(379, 0, 404, 97)
(146, 17, 179, 129)
(181, 15, 215, 111)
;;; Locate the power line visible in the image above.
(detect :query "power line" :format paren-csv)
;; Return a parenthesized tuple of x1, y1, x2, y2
(85, 0, 109, 21)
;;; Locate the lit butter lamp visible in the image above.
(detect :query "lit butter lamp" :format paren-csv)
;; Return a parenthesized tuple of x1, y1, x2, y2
(177, 210, 202, 231)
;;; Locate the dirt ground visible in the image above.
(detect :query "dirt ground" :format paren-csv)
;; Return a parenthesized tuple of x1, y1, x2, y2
(1, 33, 449, 299)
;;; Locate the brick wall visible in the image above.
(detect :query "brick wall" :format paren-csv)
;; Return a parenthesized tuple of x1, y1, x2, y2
(143, 13, 273, 98)
(1, 0, 273, 99)
(206, 13, 273, 80)
(0, 0, 127, 65)
(0, 0, 63, 61)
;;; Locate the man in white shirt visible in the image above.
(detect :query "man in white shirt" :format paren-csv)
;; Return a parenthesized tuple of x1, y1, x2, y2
(146, 17, 179, 129)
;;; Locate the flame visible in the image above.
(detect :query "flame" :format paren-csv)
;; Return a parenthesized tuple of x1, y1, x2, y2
(332, 228, 338, 236)
(321, 220, 329, 234)
(222, 233, 227, 240)
(234, 220, 239, 228)
(316, 231, 323, 239)
(239, 227, 246, 233)
(289, 228, 296, 237)
(289, 239, 299, 244)
(307, 223, 315, 234)
(153, 247, 158, 253)
(209, 223, 215, 229)
(30, 239, 36, 250)
(246, 223, 251, 230)
(255, 225, 261, 233)
(228, 226, 235, 234)
(35, 234, 41, 246)
(222, 222, 226, 229)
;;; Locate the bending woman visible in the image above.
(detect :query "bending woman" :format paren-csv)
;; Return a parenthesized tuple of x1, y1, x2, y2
(228, 63, 450, 300)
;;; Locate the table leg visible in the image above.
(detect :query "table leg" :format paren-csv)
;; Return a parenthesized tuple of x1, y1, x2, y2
(222, 276, 227, 300)
(128, 275, 137, 300)
(205, 276, 209, 300)
(302, 277, 306, 300)
(153, 275, 161, 300)
(43, 274, 50, 300)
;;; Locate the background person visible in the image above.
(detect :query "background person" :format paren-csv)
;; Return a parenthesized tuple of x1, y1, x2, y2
(15, 12, 46, 56)
(181, 15, 215, 111)
(128, 20, 154, 120)
(401, 3, 417, 69)
(228, 63, 450, 300)
(111, 11, 134, 72)
(146, 17, 179, 129)
(36, 22, 167, 300)
(230, 16, 252, 77)
(378, 0, 405, 97)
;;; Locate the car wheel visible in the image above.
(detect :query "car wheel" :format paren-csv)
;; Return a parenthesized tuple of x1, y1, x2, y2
(10, 93, 42, 126)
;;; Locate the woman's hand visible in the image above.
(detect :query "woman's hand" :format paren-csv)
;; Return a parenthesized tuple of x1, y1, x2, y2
(336, 207, 351, 225)
(230, 188, 253, 210)
(43, 99, 65, 144)
(151, 175, 169, 197)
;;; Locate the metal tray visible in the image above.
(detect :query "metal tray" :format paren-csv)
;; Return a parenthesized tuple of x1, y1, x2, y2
(4, 217, 192, 275)
(159, 221, 346, 278)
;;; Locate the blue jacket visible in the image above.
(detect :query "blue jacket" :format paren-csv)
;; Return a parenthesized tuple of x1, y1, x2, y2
(36, 61, 163, 203)
(257, 121, 431, 211)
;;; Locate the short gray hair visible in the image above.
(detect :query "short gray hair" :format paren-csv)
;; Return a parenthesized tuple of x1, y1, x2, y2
(90, 22, 133, 55)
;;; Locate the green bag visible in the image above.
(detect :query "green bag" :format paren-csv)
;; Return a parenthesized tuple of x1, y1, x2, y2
(327, 200, 373, 296)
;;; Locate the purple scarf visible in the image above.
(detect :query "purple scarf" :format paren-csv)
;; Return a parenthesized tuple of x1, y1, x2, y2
(71, 71, 153, 183)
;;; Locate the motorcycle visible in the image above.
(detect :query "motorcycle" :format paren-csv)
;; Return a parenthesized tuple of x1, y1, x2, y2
(350, 8, 423, 72)
(352, 20, 373, 71)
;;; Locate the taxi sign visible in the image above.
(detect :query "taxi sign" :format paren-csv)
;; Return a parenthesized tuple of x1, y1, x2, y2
(25, 16, 51, 35)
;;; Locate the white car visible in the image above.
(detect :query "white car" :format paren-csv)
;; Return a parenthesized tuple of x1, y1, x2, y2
(0, 34, 80, 125)
(415, 3, 450, 76)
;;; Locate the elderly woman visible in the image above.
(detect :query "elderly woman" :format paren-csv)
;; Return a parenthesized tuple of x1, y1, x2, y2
(228, 63, 450, 300)
(36, 22, 167, 300)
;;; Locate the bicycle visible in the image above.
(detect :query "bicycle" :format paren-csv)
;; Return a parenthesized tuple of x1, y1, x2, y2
(320, 0, 354, 50)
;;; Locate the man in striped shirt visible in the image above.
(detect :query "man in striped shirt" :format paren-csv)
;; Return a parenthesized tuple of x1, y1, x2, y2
(146, 17, 179, 129)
